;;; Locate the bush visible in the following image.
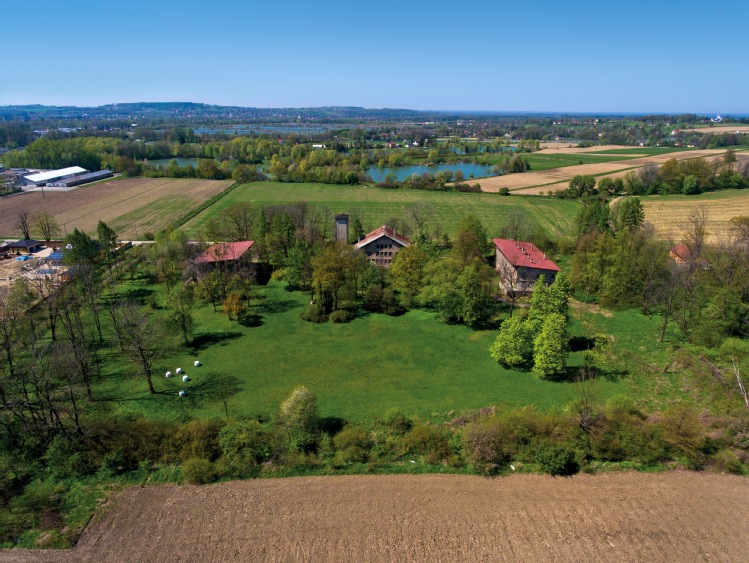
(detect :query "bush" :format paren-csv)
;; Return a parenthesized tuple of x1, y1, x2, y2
(710, 449, 743, 475)
(499, 187, 510, 196)
(171, 419, 224, 462)
(219, 420, 272, 476)
(333, 426, 371, 464)
(535, 442, 579, 476)
(329, 309, 350, 323)
(463, 422, 511, 475)
(382, 409, 413, 434)
(300, 303, 328, 323)
(402, 425, 454, 464)
(182, 458, 219, 485)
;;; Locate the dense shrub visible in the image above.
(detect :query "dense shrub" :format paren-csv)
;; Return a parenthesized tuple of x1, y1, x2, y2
(182, 458, 219, 485)
(300, 303, 328, 323)
(382, 410, 413, 434)
(329, 309, 351, 323)
(402, 425, 454, 464)
(333, 426, 372, 464)
(462, 421, 511, 475)
(171, 419, 224, 462)
(219, 420, 272, 476)
(535, 442, 579, 476)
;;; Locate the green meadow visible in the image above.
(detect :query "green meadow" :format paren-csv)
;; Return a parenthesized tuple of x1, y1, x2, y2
(181, 182, 581, 238)
(94, 279, 688, 424)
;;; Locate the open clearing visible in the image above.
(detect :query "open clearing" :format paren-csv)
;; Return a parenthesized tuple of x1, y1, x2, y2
(642, 189, 749, 241)
(475, 149, 733, 194)
(182, 181, 581, 238)
(0, 178, 232, 239)
(2, 473, 747, 562)
(539, 143, 642, 153)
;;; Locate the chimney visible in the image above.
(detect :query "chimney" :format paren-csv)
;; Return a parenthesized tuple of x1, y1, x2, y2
(335, 214, 349, 243)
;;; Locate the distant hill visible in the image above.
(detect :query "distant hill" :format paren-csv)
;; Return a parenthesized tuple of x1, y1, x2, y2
(0, 103, 430, 121)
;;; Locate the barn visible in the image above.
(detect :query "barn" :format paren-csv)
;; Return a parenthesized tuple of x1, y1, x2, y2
(21, 166, 87, 187)
(493, 238, 560, 295)
(51, 169, 113, 187)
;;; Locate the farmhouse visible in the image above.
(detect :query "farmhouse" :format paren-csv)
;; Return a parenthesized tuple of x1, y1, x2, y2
(21, 166, 87, 187)
(196, 241, 255, 264)
(354, 225, 411, 267)
(493, 238, 559, 295)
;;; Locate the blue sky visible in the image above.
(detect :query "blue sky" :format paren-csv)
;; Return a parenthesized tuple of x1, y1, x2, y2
(2, 0, 747, 113)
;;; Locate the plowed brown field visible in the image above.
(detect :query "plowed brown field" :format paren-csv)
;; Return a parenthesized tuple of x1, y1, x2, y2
(475, 149, 733, 194)
(681, 125, 749, 134)
(0, 178, 232, 239)
(2, 472, 747, 562)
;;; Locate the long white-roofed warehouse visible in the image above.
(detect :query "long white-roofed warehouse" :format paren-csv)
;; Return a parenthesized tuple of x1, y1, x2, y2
(21, 166, 87, 187)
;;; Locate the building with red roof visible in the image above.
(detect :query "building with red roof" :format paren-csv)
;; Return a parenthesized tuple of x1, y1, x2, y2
(354, 226, 411, 267)
(669, 242, 692, 265)
(196, 241, 255, 264)
(493, 238, 560, 295)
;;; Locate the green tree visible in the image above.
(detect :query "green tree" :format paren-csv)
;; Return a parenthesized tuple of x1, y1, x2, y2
(532, 313, 569, 377)
(610, 197, 645, 233)
(452, 214, 491, 265)
(489, 316, 534, 367)
(279, 385, 319, 452)
(390, 246, 429, 308)
(567, 175, 597, 198)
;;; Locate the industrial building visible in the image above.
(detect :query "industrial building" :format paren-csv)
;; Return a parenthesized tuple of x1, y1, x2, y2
(21, 166, 87, 187)
(51, 169, 113, 187)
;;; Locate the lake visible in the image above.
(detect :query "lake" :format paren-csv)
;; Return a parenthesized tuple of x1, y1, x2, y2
(195, 125, 332, 135)
(367, 162, 496, 183)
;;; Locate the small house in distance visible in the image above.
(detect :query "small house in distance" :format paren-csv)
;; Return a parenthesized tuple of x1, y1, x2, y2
(493, 238, 560, 295)
(670, 242, 692, 265)
(196, 241, 255, 265)
(8, 239, 43, 254)
(355, 226, 411, 267)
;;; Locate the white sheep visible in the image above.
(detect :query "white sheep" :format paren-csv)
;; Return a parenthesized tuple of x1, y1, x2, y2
(176, 368, 183, 375)
(182, 375, 190, 382)
(165, 371, 173, 378)
(194, 360, 201, 367)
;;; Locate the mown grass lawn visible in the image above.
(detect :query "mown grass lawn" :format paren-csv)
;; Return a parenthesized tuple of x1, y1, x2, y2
(96, 280, 646, 424)
(181, 182, 581, 239)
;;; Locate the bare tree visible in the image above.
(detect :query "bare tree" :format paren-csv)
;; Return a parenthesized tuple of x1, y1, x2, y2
(118, 304, 170, 394)
(13, 208, 31, 240)
(32, 211, 60, 241)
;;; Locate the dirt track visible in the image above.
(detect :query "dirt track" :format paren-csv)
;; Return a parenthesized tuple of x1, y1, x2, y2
(2, 472, 747, 562)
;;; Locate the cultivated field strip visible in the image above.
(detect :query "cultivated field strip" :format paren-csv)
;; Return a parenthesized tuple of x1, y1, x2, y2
(2, 473, 746, 562)
(475, 148, 732, 193)
(0, 178, 232, 239)
(643, 189, 749, 241)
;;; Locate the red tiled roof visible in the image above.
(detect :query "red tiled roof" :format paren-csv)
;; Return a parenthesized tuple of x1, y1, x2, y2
(196, 241, 254, 263)
(493, 238, 560, 271)
(354, 226, 411, 249)
(670, 242, 692, 262)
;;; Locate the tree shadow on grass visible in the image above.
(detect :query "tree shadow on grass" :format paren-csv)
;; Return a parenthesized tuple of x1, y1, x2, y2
(543, 365, 629, 383)
(253, 297, 302, 315)
(239, 313, 264, 328)
(569, 336, 596, 352)
(111, 287, 155, 304)
(189, 331, 243, 351)
(318, 417, 345, 435)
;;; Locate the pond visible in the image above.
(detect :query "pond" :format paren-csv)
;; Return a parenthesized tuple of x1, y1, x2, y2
(367, 162, 496, 183)
(146, 158, 200, 169)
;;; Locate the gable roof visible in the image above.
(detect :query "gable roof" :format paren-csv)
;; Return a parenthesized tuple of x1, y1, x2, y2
(493, 238, 560, 272)
(196, 241, 254, 263)
(354, 226, 411, 249)
(9, 239, 41, 248)
(670, 242, 692, 262)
